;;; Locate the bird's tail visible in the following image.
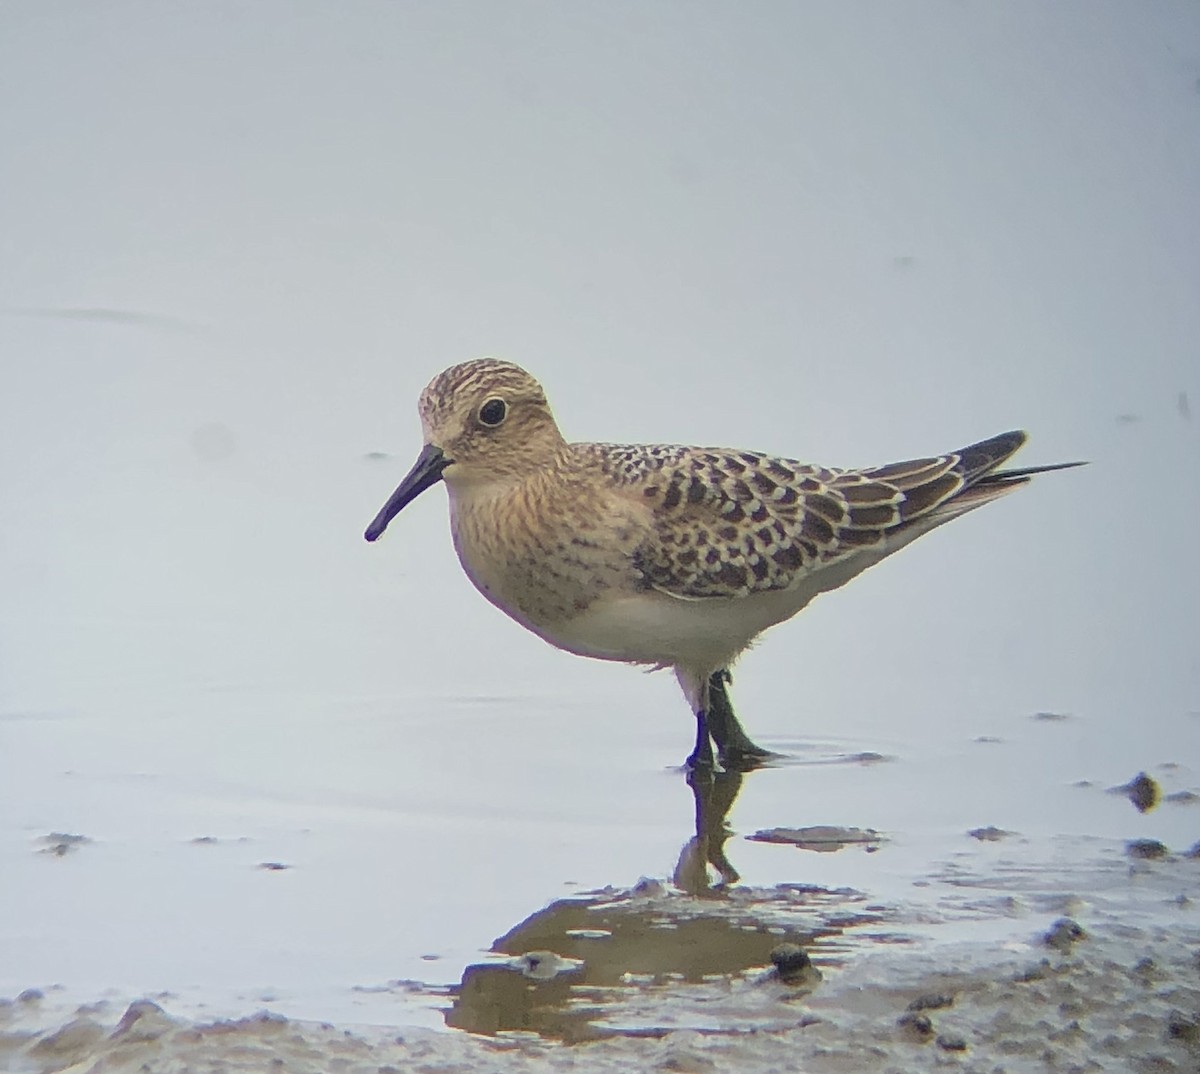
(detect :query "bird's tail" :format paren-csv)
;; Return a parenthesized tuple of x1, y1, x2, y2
(932, 432, 1085, 520)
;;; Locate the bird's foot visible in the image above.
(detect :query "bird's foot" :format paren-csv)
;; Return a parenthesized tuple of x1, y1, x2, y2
(705, 669, 777, 769)
(717, 743, 777, 773)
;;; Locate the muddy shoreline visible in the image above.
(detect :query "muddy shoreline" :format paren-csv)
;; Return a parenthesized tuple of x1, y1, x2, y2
(5, 850, 1197, 1073)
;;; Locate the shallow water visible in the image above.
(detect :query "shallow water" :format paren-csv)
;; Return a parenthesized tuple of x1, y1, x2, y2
(2, 629, 1195, 1035)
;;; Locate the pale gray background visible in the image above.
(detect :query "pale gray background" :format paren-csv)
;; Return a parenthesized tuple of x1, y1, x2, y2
(1, 1, 1197, 1025)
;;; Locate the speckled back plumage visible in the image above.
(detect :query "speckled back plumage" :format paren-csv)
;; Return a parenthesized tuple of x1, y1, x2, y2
(577, 435, 1022, 599)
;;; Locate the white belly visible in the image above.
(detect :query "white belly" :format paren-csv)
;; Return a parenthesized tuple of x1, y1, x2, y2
(539, 585, 812, 673)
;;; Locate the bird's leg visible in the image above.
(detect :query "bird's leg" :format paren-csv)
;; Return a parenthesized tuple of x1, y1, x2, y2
(686, 707, 715, 769)
(690, 765, 743, 887)
(674, 765, 744, 893)
(680, 669, 720, 770)
(706, 669, 775, 770)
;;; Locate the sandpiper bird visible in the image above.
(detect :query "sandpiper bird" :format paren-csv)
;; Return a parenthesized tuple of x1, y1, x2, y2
(365, 358, 1081, 769)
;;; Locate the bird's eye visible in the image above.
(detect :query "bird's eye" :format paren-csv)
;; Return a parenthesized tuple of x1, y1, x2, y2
(478, 398, 507, 427)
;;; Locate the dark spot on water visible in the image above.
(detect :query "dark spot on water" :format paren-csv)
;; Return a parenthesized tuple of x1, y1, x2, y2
(1108, 771, 1160, 813)
(968, 826, 1014, 842)
(1126, 839, 1169, 860)
(37, 832, 91, 857)
(748, 826, 883, 852)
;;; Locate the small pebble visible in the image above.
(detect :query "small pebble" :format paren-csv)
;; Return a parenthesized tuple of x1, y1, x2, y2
(508, 951, 581, 980)
(897, 1012, 934, 1042)
(1126, 839, 1169, 860)
(1014, 959, 1051, 982)
(936, 1033, 968, 1051)
(110, 1000, 174, 1043)
(1167, 1010, 1199, 1042)
(28, 1017, 106, 1057)
(1044, 918, 1086, 950)
(769, 943, 820, 987)
(1129, 957, 1159, 984)
(907, 993, 954, 1012)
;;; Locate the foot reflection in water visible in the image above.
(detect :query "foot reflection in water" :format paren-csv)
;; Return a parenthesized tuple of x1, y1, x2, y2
(444, 766, 879, 1040)
(673, 766, 749, 894)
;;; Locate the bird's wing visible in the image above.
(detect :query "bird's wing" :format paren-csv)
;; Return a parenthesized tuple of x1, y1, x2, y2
(588, 433, 1028, 600)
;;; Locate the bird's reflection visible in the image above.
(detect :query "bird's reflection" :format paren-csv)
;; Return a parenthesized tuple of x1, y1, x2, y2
(672, 765, 748, 894)
(441, 758, 878, 1039)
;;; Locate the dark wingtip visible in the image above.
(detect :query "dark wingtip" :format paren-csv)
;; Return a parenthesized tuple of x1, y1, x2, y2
(959, 431, 1089, 487)
(956, 430, 1027, 482)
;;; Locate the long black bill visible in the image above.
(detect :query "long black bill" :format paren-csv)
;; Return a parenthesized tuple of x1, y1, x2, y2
(363, 443, 450, 542)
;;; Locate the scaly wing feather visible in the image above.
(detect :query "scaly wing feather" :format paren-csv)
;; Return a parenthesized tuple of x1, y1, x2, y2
(590, 431, 1041, 600)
